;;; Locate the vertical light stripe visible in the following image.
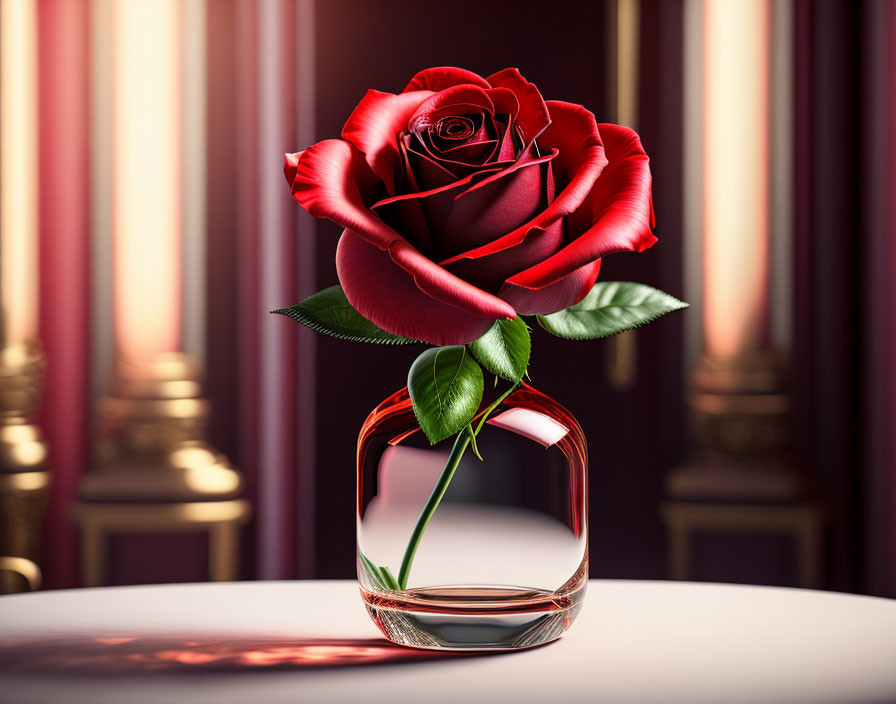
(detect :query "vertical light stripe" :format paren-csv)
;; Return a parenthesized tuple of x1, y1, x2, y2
(0, 0, 38, 343)
(770, 0, 793, 351)
(113, 0, 182, 362)
(38, 0, 91, 589)
(702, 0, 770, 359)
(606, 0, 639, 391)
(91, 0, 115, 396)
(258, 0, 286, 579)
(616, 0, 639, 129)
(295, 0, 317, 578)
(182, 0, 207, 364)
(682, 0, 704, 370)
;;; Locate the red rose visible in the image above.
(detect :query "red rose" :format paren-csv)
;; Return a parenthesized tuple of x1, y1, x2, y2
(284, 67, 657, 346)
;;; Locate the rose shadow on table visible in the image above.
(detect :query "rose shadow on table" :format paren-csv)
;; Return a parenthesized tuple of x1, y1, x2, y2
(0, 634, 491, 675)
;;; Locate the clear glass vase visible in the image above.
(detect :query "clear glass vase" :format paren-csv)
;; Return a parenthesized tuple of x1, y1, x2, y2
(356, 382, 588, 651)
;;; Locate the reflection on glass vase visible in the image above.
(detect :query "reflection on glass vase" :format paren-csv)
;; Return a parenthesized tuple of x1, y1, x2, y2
(357, 383, 588, 651)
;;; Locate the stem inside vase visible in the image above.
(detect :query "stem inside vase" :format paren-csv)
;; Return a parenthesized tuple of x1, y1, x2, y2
(396, 382, 519, 590)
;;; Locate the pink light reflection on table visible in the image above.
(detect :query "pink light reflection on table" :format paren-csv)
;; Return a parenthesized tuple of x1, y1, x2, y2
(0, 634, 455, 674)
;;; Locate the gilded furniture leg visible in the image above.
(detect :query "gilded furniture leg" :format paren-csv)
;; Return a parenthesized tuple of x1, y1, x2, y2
(0, 556, 42, 591)
(209, 523, 237, 581)
(80, 522, 106, 588)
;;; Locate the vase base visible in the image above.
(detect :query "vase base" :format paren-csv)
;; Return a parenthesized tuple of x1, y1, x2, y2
(361, 584, 585, 651)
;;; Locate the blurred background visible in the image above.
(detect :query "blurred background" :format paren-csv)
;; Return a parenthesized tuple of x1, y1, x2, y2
(0, 0, 894, 598)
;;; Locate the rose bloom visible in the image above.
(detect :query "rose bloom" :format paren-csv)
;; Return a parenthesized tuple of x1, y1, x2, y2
(285, 67, 656, 345)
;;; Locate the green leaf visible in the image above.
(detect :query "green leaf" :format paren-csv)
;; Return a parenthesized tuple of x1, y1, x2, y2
(468, 317, 531, 382)
(272, 285, 418, 345)
(358, 550, 399, 591)
(380, 566, 400, 590)
(358, 551, 386, 590)
(538, 281, 688, 340)
(408, 346, 484, 445)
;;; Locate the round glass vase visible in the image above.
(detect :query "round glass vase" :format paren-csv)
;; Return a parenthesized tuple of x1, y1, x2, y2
(356, 382, 588, 651)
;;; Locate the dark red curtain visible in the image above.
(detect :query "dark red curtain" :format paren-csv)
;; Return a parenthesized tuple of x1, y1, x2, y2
(794, 0, 896, 597)
(860, 0, 896, 599)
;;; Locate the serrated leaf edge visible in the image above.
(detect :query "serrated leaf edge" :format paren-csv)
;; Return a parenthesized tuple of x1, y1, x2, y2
(271, 306, 419, 345)
(538, 304, 687, 339)
(537, 282, 689, 340)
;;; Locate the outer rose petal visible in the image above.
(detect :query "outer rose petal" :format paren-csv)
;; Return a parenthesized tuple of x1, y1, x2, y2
(341, 89, 432, 195)
(436, 101, 608, 264)
(507, 123, 656, 290)
(336, 230, 505, 345)
(285, 139, 401, 250)
(486, 68, 551, 144)
(445, 213, 564, 293)
(284, 151, 300, 188)
(387, 239, 515, 320)
(499, 260, 601, 315)
(402, 67, 491, 93)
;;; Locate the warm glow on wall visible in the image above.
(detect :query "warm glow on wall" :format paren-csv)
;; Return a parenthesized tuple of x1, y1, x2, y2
(112, 0, 182, 363)
(0, 0, 38, 344)
(702, 0, 770, 359)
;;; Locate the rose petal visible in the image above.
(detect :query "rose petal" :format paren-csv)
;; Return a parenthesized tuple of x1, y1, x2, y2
(483, 86, 520, 124)
(386, 139, 436, 256)
(372, 161, 504, 212)
(433, 139, 498, 164)
(377, 196, 435, 257)
(412, 124, 502, 181)
(406, 141, 459, 190)
(286, 139, 400, 250)
(431, 115, 478, 150)
(440, 157, 563, 291)
(402, 67, 491, 93)
(386, 147, 555, 256)
(387, 239, 515, 319)
(341, 89, 432, 195)
(426, 111, 491, 150)
(416, 120, 491, 159)
(434, 101, 608, 264)
(499, 260, 601, 315)
(496, 119, 517, 161)
(439, 149, 556, 258)
(373, 157, 504, 249)
(487, 68, 551, 144)
(409, 141, 501, 183)
(506, 123, 656, 290)
(336, 229, 508, 345)
(453, 143, 557, 200)
(409, 86, 495, 131)
(284, 151, 300, 188)
(445, 213, 564, 293)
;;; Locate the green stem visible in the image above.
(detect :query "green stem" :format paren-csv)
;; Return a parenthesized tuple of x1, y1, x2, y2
(474, 383, 519, 436)
(467, 423, 483, 460)
(397, 430, 471, 589)
(396, 381, 521, 590)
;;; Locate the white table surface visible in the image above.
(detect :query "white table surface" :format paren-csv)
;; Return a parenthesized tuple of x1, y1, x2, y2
(1, 580, 895, 704)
